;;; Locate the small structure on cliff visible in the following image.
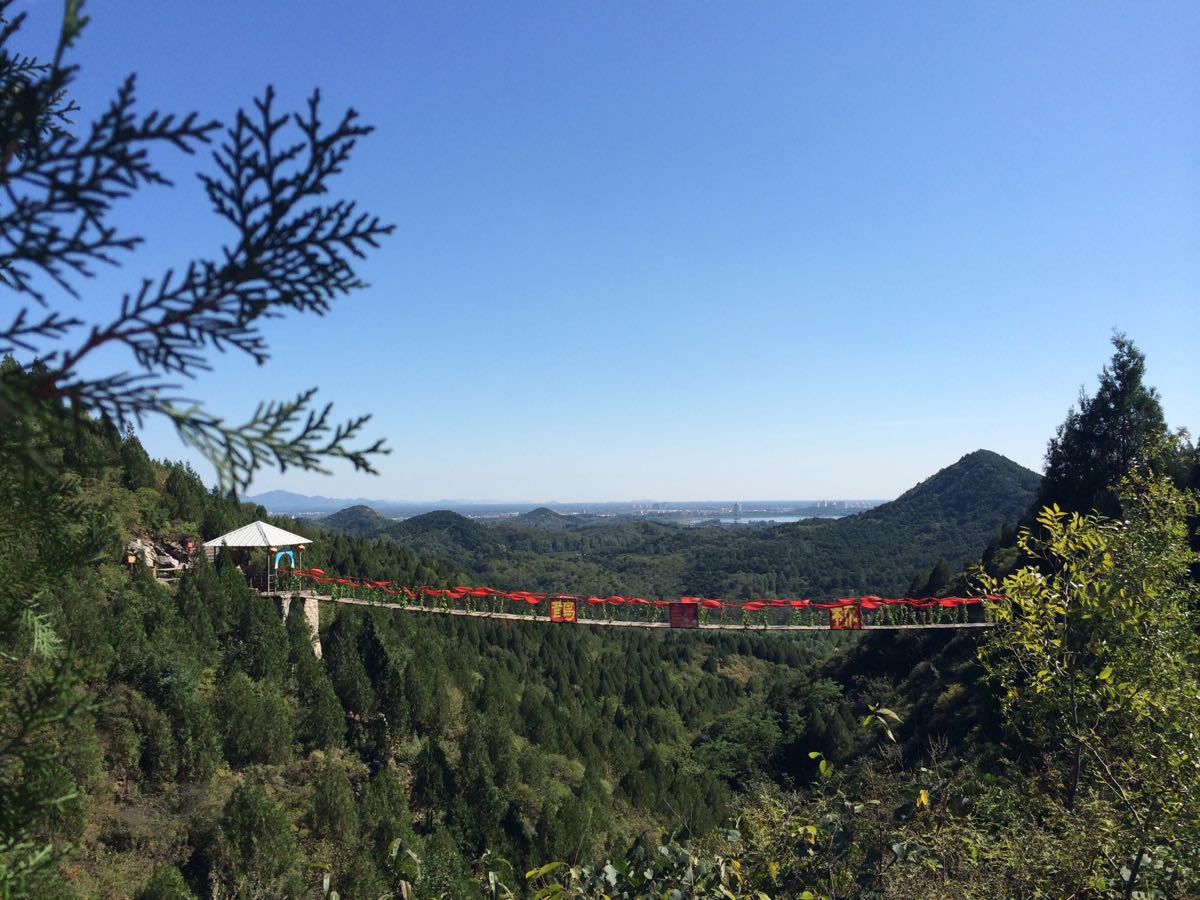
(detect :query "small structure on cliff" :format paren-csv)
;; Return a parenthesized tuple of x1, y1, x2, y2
(203, 520, 311, 589)
(203, 520, 321, 657)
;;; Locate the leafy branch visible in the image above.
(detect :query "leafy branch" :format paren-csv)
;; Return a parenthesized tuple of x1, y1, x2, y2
(169, 389, 388, 491)
(1, 0, 394, 489)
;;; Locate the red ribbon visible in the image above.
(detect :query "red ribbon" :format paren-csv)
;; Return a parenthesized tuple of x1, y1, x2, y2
(285, 571, 998, 612)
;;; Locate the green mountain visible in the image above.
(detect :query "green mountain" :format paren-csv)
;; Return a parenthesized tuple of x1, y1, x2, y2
(857, 449, 1041, 527)
(513, 506, 573, 530)
(672, 450, 1039, 599)
(9, 360, 1195, 899)
(319, 503, 388, 537)
(386, 509, 503, 555)
(318, 449, 1040, 600)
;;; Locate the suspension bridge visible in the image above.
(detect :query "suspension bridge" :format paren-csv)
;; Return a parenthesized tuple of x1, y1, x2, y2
(265, 567, 1002, 658)
(197, 521, 1003, 660)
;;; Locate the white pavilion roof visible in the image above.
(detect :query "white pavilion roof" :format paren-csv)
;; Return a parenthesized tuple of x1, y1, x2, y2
(203, 520, 312, 548)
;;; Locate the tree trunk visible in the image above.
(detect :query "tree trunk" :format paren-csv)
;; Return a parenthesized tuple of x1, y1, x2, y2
(1123, 847, 1147, 900)
(1066, 736, 1081, 810)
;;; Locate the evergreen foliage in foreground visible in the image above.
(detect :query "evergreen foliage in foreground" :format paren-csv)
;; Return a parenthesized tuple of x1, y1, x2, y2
(0, 0, 390, 492)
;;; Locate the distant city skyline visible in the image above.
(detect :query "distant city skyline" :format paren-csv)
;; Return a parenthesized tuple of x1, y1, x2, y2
(18, 2, 1198, 500)
(247, 489, 888, 508)
(247, 491, 886, 525)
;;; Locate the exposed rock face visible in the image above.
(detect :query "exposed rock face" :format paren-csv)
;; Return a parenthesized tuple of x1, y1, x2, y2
(126, 535, 194, 569)
(275, 594, 321, 658)
(158, 539, 192, 566)
(127, 537, 165, 567)
(304, 596, 322, 659)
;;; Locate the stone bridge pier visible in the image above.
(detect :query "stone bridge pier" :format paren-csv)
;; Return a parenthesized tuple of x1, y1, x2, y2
(277, 594, 322, 659)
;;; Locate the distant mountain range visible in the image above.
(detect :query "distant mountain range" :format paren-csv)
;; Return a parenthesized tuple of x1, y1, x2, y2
(244, 490, 479, 517)
(246, 490, 884, 519)
(246, 490, 368, 513)
(312, 449, 1041, 598)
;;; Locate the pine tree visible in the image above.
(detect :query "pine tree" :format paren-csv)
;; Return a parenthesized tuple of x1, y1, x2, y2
(214, 547, 252, 637)
(310, 757, 359, 845)
(216, 670, 292, 767)
(359, 766, 417, 857)
(420, 827, 474, 898)
(324, 615, 377, 718)
(209, 777, 301, 897)
(924, 558, 955, 596)
(412, 738, 454, 825)
(174, 576, 217, 655)
(405, 663, 440, 736)
(180, 552, 222, 635)
(288, 605, 346, 751)
(119, 428, 157, 491)
(336, 850, 388, 900)
(296, 656, 347, 752)
(457, 717, 502, 851)
(162, 463, 206, 523)
(377, 660, 411, 739)
(1037, 334, 1169, 517)
(226, 585, 289, 682)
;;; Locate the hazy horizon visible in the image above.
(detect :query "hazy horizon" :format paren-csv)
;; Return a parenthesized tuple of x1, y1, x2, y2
(247, 488, 891, 505)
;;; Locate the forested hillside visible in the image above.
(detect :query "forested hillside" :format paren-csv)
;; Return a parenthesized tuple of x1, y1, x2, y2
(512, 508, 574, 531)
(319, 450, 1040, 600)
(0, 388, 857, 897)
(318, 505, 391, 539)
(8, 338, 1198, 899)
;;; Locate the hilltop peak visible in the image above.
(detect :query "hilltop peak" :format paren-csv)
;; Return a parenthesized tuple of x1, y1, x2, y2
(341, 503, 382, 516)
(403, 509, 474, 527)
(514, 506, 571, 530)
(863, 449, 1040, 524)
(318, 504, 386, 537)
(957, 448, 1016, 464)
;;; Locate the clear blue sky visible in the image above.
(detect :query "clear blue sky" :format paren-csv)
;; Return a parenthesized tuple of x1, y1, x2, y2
(17, 1, 1199, 501)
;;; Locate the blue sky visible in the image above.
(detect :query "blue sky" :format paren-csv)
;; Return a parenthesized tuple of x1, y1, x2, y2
(16, 1, 1199, 500)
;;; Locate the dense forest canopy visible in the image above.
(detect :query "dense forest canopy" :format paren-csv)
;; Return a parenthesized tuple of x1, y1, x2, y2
(4, 334, 1197, 898)
(1, 394, 860, 896)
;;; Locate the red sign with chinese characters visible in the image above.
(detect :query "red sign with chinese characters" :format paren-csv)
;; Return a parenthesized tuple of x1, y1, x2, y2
(829, 606, 863, 630)
(549, 598, 577, 623)
(669, 603, 700, 629)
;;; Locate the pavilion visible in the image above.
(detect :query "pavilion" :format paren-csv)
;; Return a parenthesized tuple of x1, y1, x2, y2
(203, 520, 312, 594)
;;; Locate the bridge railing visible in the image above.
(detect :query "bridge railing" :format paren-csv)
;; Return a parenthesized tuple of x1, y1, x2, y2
(268, 569, 1001, 631)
